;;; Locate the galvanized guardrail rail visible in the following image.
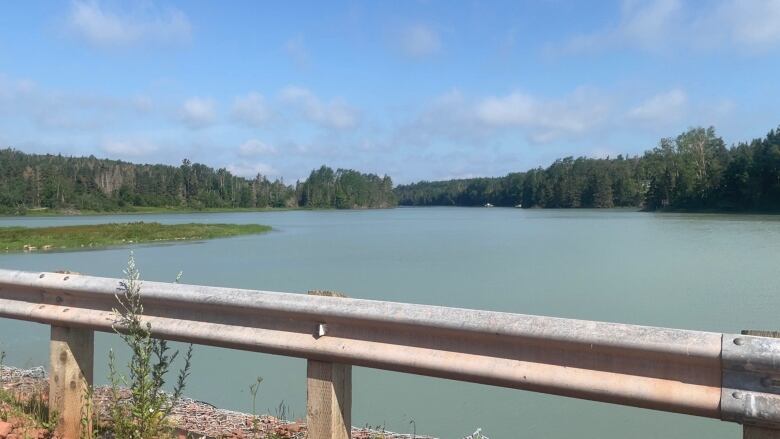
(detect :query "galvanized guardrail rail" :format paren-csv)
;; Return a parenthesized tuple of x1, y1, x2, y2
(0, 268, 779, 438)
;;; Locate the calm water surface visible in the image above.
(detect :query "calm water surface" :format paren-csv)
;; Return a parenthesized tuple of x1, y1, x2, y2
(1, 207, 779, 438)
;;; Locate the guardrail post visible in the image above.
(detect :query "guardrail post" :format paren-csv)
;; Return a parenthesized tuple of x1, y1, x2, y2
(307, 359, 352, 439)
(50, 325, 94, 438)
(741, 330, 780, 439)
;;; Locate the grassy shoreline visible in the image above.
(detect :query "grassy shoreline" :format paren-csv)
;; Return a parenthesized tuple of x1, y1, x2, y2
(0, 205, 400, 217)
(0, 222, 271, 252)
(0, 206, 301, 217)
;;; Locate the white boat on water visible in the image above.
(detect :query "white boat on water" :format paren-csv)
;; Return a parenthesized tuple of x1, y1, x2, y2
(484, 203, 494, 207)
(515, 204, 522, 208)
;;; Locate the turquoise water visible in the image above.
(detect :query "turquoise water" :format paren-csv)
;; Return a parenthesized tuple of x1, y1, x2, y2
(2, 207, 779, 438)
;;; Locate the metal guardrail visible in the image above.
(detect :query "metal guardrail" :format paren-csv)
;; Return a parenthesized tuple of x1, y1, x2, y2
(0, 268, 779, 438)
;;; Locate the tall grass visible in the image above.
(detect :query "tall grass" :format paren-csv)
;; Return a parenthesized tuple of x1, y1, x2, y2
(0, 351, 59, 434)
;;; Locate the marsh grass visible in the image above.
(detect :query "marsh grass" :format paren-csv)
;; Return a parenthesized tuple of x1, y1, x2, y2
(0, 222, 271, 252)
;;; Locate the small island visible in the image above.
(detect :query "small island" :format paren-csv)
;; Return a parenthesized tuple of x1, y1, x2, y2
(0, 222, 271, 252)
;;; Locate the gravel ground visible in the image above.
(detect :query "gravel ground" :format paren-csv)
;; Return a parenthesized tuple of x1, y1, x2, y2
(1, 366, 438, 439)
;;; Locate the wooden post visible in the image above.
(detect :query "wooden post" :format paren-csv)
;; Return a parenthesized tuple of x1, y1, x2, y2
(50, 325, 94, 438)
(742, 330, 780, 439)
(307, 360, 352, 439)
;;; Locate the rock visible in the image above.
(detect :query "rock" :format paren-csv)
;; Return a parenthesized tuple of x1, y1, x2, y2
(276, 422, 303, 436)
(0, 421, 12, 438)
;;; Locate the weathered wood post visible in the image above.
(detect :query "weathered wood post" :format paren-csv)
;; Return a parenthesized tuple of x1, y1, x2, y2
(49, 325, 94, 438)
(307, 359, 352, 439)
(741, 330, 780, 439)
(306, 290, 352, 439)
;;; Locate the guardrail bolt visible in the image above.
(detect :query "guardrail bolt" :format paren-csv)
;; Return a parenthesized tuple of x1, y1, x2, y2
(317, 323, 328, 338)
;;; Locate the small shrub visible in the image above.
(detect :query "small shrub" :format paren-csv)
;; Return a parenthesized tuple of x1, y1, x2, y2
(108, 252, 193, 439)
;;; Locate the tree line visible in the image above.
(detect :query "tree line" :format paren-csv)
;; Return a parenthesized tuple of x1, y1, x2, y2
(395, 125, 780, 212)
(0, 150, 396, 213)
(4, 123, 779, 214)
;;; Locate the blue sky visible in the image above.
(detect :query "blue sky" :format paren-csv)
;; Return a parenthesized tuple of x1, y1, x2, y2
(1, 0, 779, 184)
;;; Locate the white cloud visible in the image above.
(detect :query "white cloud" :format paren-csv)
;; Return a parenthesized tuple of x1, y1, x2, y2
(618, 0, 682, 50)
(227, 161, 279, 178)
(284, 35, 310, 68)
(280, 86, 358, 129)
(67, 0, 192, 48)
(101, 138, 158, 157)
(476, 93, 537, 126)
(238, 139, 277, 157)
(15, 79, 36, 94)
(132, 95, 153, 112)
(711, 99, 736, 118)
(0, 75, 151, 131)
(550, 0, 780, 55)
(392, 87, 614, 149)
(179, 97, 216, 129)
(398, 24, 441, 59)
(231, 93, 271, 127)
(475, 88, 610, 143)
(0, 76, 36, 100)
(698, 0, 780, 49)
(550, 0, 682, 53)
(394, 90, 490, 147)
(628, 89, 688, 125)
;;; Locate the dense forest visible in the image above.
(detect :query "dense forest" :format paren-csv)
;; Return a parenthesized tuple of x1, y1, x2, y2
(395, 125, 780, 212)
(0, 150, 396, 214)
(4, 124, 780, 215)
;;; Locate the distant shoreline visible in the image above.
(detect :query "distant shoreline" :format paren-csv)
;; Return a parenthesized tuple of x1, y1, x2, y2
(0, 205, 397, 217)
(3, 206, 299, 217)
(399, 205, 780, 215)
(5, 204, 780, 218)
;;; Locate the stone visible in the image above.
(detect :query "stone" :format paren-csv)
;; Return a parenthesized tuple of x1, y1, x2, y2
(0, 422, 12, 438)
